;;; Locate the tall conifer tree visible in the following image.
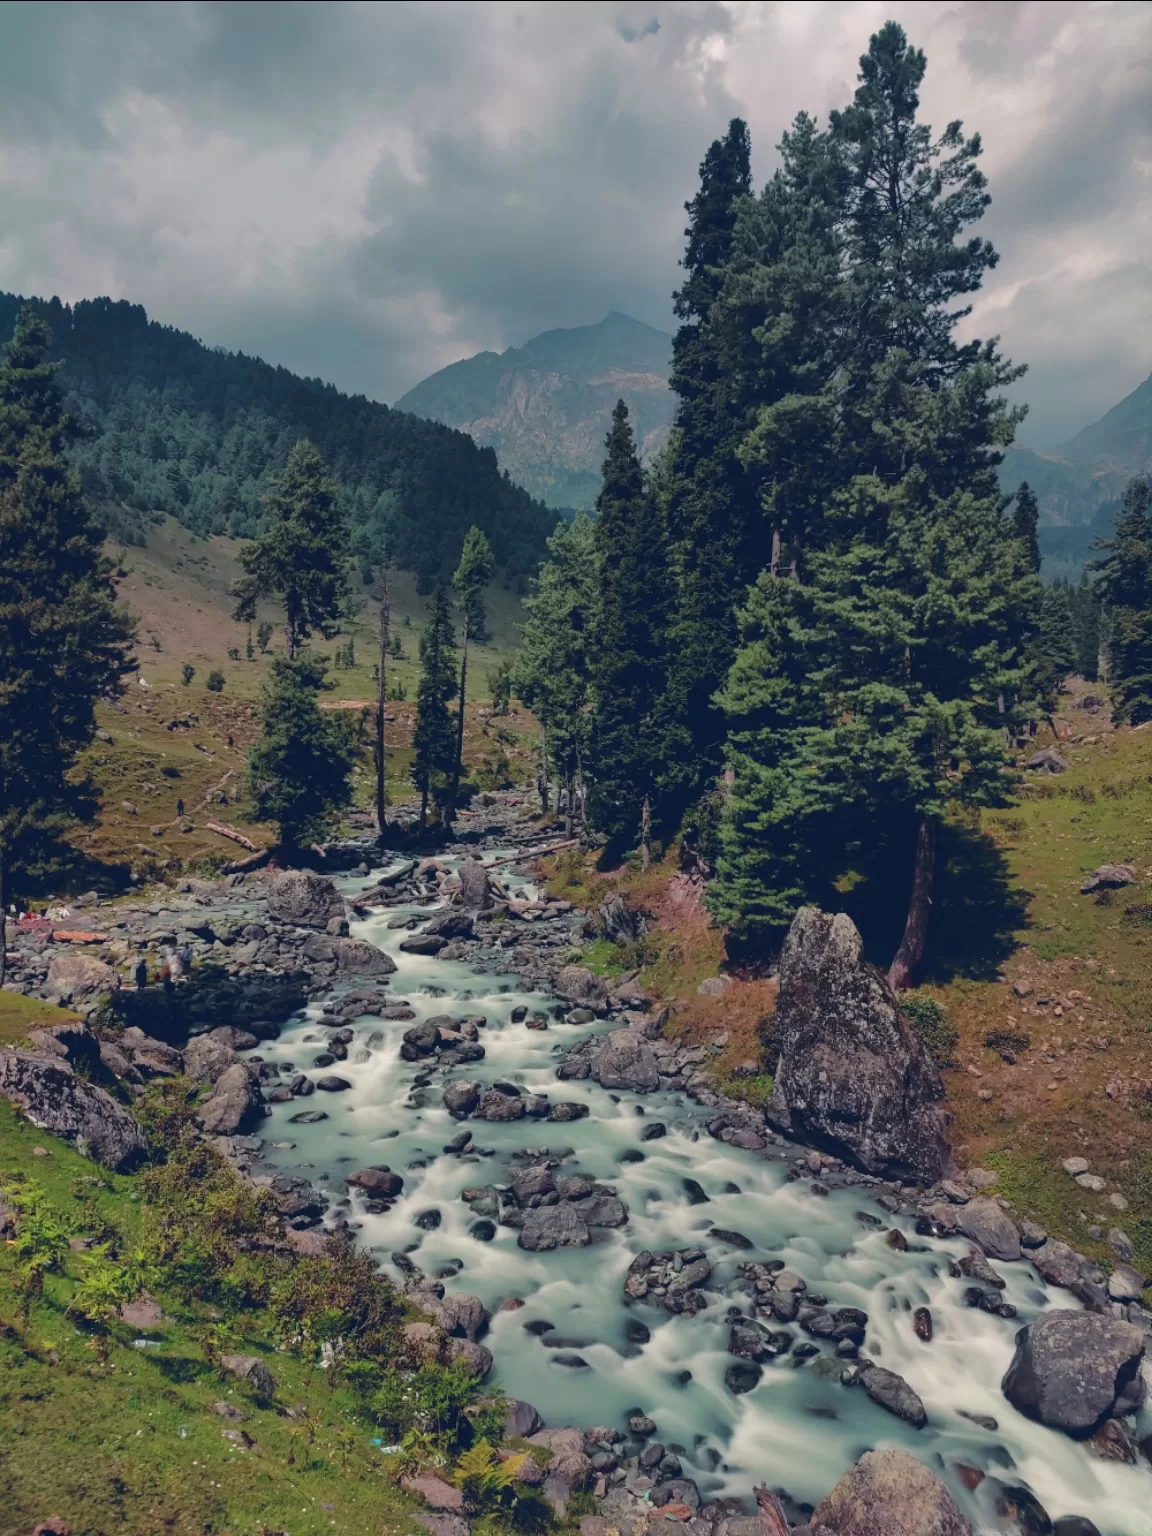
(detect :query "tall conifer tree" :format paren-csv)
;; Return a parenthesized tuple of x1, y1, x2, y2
(412, 585, 458, 827)
(449, 526, 494, 818)
(589, 402, 670, 852)
(1013, 482, 1041, 573)
(0, 308, 134, 981)
(248, 653, 355, 851)
(1092, 475, 1152, 723)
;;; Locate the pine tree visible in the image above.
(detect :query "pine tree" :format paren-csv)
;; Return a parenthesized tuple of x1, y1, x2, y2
(233, 440, 349, 658)
(710, 23, 1034, 985)
(0, 307, 135, 981)
(247, 653, 355, 851)
(589, 402, 671, 853)
(412, 585, 458, 827)
(515, 514, 598, 834)
(1072, 577, 1102, 682)
(1013, 483, 1041, 574)
(660, 119, 756, 816)
(1092, 475, 1152, 723)
(449, 526, 495, 817)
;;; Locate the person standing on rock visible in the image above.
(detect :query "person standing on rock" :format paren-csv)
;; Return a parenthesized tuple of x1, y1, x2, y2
(176, 798, 184, 819)
(166, 944, 183, 986)
(179, 942, 193, 979)
(134, 955, 147, 991)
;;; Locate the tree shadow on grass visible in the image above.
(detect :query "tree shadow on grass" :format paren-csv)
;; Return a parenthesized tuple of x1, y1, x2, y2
(841, 820, 1032, 986)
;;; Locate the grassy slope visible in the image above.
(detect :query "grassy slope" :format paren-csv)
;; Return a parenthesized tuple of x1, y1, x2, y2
(60, 519, 540, 881)
(540, 682, 1152, 1279)
(0, 1101, 423, 1536)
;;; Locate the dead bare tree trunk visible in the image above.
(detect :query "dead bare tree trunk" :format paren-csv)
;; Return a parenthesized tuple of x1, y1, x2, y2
(375, 565, 390, 836)
(770, 526, 781, 577)
(449, 610, 470, 824)
(639, 794, 651, 871)
(888, 815, 937, 992)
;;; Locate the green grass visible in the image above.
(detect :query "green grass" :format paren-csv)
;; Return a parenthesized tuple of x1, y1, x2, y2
(714, 1072, 775, 1109)
(0, 992, 80, 1049)
(0, 1102, 423, 1536)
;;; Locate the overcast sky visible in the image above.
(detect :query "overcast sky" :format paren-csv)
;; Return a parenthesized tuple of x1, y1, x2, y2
(0, 1, 1148, 450)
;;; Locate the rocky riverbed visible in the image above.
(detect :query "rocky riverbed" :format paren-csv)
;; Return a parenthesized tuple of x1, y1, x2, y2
(2, 790, 1150, 1535)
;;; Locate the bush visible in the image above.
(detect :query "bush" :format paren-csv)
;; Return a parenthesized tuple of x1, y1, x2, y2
(205, 670, 225, 692)
(901, 994, 958, 1066)
(227, 647, 240, 662)
(181, 663, 195, 686)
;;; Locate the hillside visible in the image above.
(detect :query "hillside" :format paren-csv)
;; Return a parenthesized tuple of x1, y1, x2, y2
(0, 292, 560, 590)
(1054, 370, 1151, 472)
(396, 311, 675, 509)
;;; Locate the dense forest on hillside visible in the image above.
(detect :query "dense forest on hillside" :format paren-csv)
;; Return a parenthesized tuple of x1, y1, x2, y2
(0, 292, 560, 589)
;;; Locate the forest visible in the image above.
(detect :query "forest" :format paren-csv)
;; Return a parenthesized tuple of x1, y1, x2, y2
(0, 289, 561, 590)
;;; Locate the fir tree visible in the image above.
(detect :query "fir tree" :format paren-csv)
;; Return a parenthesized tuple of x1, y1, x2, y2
(247, 653, 355, 851)
(660, 119, 757, 816)
(412, 585, 458, 827)
(711, 23, 1033, 985)
(515, 514, 598, 834)
(233, 440, 350, 658)
(1092, 475, 1152, 723)
(1072, 577, 1102, 682)
(0, 307, 135, 981)
(1012, 482, 1041, 574)
(449, 526, 495, 817)
(589, 402, 671, 854)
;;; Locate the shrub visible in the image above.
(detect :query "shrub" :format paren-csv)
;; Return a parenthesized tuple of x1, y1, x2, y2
(181, 664, 195, 686)
(206, 670, 225, 692)
(228, 647, 241, 662)
(901, 994, 958, 1066)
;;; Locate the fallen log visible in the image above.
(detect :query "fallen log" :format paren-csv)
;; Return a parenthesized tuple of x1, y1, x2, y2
(223, 848, 273, 875)
(488, 839, 579, 867)
(205, 820, 259, 852)
(754, 1485, 792, 1536)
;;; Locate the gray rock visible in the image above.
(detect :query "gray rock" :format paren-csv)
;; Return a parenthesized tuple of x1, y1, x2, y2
(590, 1028, 660, 1093)
(765, 909, 951, 1184)
(424, 909, 475, 941)
(347, 1167, 404, 1198)
(26, 1021, 103, 1076)
(856, 1363, 928, 1428)
(44, 952, 120, 1006)
(335, 937, 396, 975)
(442, 1081, 480, 1117)
(445, 1337, 493, 1377)
(958, 1198, 1021, 1262)
(526, 1428, 591, 1491)
(266, 870, 345, 929)
(183, 1033, 239, 1085)
(519, 1203, 591, 1251)
(220, 1353, 275, 1396)
(1024, 748, 1067, 774)
(1106, 1263, 1146, 1303)
(557, 965, 609, 1011)
(196, 1062, 257, 1135)
(1030, 1239, 1091, 1290)
(0, 1048, 146, 1170)
(476, 1090, 524, 1121)
(458, 858, 494, 910)
(400, 935, 446, 956)
(1001, 1309, 1146, 1434)
(598, 895, 644, 944)
(1080, 864, 1135, 894)
(810, 1447, 970, 1535)
(503, 1398, 543, 1438)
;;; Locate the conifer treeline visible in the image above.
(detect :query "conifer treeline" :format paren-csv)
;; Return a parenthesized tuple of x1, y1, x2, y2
(517, 22, 1149, 983)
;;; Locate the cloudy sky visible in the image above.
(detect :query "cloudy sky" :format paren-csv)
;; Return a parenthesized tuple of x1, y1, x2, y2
(0, 1, 1148, 449)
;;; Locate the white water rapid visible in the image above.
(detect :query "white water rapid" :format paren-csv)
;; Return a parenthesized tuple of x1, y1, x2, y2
(251, 854, 1151, 1536)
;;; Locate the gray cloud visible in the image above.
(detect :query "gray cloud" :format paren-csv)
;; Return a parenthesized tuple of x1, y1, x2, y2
(0, 0, 1146, 448)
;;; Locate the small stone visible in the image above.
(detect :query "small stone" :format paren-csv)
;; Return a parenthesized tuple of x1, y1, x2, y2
(1061, 1157, 1090, 1176)
(1074, 1173, 1106, 1193)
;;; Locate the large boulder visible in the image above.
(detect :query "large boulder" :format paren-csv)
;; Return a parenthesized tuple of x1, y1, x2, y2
(196, 1062, 258, 1135)
(183, 1033, 239, 1085)
(25, 1021, 103, 1076)
(957, 1198, 1021, 1262)
(519, 1203, 591, 1251)
(590, 1028, 660, 1093)
(809, 1448, 971, 1535)
(1001, 1310, 1146, 1435)
(0, 1049, 146, 1170)
(557, 966, 609, 1012)
(335, 936, 396, 975)
(765, 909, 951, 1184)
(44, 952, 119, 1007)
(457, 858, 493, 910)
(266, 870, 345, 929)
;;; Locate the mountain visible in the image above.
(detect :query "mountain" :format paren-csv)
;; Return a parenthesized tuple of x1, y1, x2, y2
(396, 311, 675, 509)
(1053, 371, 1151, 473)
(0, 292, 560, 590)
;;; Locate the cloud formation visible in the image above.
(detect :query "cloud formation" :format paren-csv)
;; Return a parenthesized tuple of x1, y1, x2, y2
(0, 0, 1147, 447)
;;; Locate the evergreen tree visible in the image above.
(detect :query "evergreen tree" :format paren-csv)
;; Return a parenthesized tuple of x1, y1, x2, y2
(0, 307, 135, 981)
(412, 585, 458, 827)
(233, 440, 350, 658)
(1092, 475, 1152, 723)
(1013, 482, 1041, 573)
(711, 23, 1034, 984)
(247, 653, 355, 851)
(589, 403, 671, 854)
(515, 514, 598, 833)
(449, 526, 495, 817)
(1072, 577, 1102, 682)
(660, 119, 756, 816)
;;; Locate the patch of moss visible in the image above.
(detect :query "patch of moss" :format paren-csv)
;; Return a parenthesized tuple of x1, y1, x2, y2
(0, 990, 81, 1048)
(715, 1072, 775, 1109)
(901, 994, 958, 1067)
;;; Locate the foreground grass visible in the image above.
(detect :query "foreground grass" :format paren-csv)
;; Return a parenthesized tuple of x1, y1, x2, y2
(0, 1102, 421, 1536)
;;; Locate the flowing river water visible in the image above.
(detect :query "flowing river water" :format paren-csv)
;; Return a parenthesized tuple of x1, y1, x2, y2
(248, 850, 1151, 1536)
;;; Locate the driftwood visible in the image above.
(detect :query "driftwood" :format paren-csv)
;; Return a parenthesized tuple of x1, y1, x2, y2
(223, 848, 273, 875)
(754, 1486, 792, 1536)
(488, 838, 579, 868)
(205, 820, 258, 852)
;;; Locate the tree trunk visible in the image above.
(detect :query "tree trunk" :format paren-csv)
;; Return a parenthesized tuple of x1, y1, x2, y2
(640, 794, 651, 871)
(449, 612, 470, 822)
(0, 853, 7, 989)
(770, 526, 781, 577)
(419, 784, 429, 830)
(375, 570, 390, 836)
(888, 816, 937, 992)
(564, 771, 573, 839)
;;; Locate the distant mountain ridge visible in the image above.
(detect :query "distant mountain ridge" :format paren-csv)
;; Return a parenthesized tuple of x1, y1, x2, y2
(396, 312, 676, 509)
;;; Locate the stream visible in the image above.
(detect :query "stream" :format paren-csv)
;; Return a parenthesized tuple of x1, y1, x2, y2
(246, 848, 1151, 1536)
